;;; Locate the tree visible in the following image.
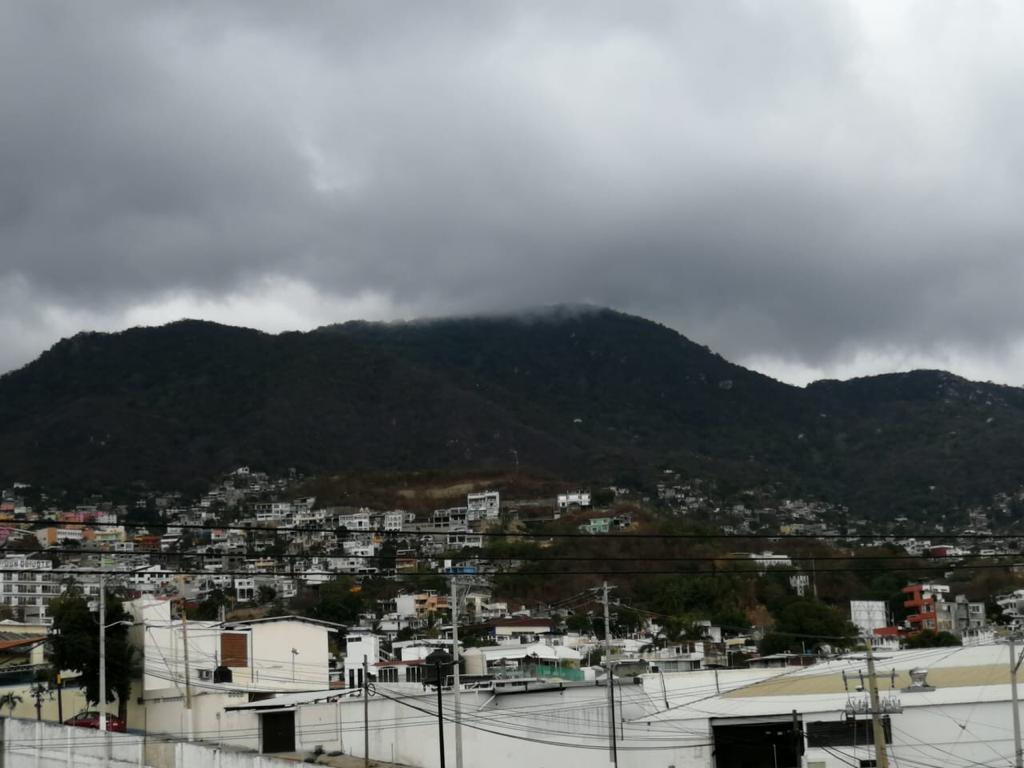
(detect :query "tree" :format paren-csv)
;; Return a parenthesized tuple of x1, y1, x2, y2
(374, 537, 399, 573)
(257, 585, 277, 605)
(759, 598, 857, 655)
(565, 613, 594, 634)
(641, 615, 696, 652)
(905, 630, 961, 648)
(50, 587, 136, 721)
(192, 588, 230, 620)
(0, 692, 22, 717)
(308, 579, 365, 625)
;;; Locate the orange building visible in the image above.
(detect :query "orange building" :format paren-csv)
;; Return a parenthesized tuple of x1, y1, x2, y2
(902, 582, 949, 632)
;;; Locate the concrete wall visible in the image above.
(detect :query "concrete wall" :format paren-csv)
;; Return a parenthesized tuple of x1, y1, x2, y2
(207, 682, 708, 768)
(0, 717, 298, 768)
(0, 680, 148, 730)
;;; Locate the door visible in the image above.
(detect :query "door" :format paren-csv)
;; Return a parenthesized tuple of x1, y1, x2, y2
(713, 719, 802, 768)
(261, 711, 296, 753)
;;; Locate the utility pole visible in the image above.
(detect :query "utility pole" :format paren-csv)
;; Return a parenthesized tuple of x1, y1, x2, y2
(180, 596, 193, 741)
(31, 685, 44, 721)
(865, 636, 890, 768)
(363, 655, 369, 768)
(603, 582, 618, 768)
(435, 659, 447, 768)
(1010, 634, 1023, 768)
(98, 574, 106, 733)
(450, 575, 464, 768)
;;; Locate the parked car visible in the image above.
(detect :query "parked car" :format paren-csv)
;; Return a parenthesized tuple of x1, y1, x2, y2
(63, 710, 127, 732)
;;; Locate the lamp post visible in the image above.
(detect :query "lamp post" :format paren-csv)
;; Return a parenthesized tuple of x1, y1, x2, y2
(98, 582, 133, 737)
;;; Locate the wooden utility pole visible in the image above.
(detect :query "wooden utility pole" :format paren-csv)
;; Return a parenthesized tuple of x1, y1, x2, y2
(435, 659, 446, 768)
(865, 636, 890, 768)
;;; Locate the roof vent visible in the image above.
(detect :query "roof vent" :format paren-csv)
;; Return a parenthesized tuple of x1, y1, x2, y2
(901, 667, 935, 692)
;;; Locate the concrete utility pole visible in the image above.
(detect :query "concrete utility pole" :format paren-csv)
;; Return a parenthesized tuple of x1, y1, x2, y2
(98, 574, 106, 734)
(180, 597, 194, 741)
(363, 655, 369, 768)
(1010, 634, 1023, 768)
(602, 582, 618, 768)
(865, 636, 890, 768)
(450, 575, 464, 768)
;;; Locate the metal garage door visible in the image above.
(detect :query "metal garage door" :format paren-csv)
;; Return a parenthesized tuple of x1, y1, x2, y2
(261, 710, 296, 754)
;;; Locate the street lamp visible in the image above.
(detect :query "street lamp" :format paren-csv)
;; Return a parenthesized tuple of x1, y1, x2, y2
(97, 583, 133, 736)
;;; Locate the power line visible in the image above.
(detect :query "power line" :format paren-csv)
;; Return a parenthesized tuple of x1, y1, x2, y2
(19, 561, 1024, 578)
(12, 518, 1024, 540)
(2, 547, 1008, 564)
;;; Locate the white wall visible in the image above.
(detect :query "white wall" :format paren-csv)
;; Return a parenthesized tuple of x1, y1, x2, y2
(243, 622, 329, 690)
(0, 717, 299, 768)
(131, 598, 221, 695)
(211, 683, 708, 768)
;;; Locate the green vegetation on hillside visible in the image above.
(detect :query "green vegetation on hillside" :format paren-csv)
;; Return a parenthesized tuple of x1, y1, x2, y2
(2, 307, 1024, 521)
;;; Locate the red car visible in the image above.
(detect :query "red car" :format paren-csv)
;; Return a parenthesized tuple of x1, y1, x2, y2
(63, 710, 127, 733)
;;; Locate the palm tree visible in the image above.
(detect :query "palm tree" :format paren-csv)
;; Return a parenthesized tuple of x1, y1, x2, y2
(641, 615, 703, 653)
(0, 692, 23, 717)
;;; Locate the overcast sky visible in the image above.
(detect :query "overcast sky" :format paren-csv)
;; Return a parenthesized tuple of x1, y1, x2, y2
(4, 1, 1024, 386)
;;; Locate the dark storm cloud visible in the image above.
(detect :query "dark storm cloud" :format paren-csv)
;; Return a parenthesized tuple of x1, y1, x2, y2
(3, 1, 1024, 383)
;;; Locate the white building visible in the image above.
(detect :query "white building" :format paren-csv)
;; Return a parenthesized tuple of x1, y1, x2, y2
(126, 564, 178, 595)
(467, 490, 500, 521)
(336, 510, 372, 531)
(130, 597, 346, 743)
(254, 501, 293, 523)
(557, 491, 592, 509)
(996, 588, 1024, 624)
(234, 577, 256, 601)
(741, 551, 793, 574)
(0, 556, 61, 623)
(382, 511, 405, 532)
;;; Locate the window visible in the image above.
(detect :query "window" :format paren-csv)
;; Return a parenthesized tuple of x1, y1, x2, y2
(806, 718, 891, 748)
(221, 633, 249, 667)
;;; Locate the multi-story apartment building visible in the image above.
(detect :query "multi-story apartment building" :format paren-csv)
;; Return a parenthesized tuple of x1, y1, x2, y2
(382, 511, 405, 532)
(902, 583, 950, 632)
(935, 594, 987, 637)
(0, 556, 62, 623)
(467, 491, 500, 521)
(253, 501, 293, 523)
(432, 507, 468, 529)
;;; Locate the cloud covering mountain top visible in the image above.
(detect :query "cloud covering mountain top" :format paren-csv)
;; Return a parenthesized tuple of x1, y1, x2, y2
(4, 2, 1024, 384)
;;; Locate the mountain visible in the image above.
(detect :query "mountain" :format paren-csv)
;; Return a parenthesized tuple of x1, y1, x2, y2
(1, 307, 1022, 517)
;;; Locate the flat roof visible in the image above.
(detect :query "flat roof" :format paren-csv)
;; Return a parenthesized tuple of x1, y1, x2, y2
(225, 688, 360, 711)
(637, 644, 1021, 724)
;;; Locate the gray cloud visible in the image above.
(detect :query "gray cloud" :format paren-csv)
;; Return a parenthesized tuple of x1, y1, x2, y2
(3, 1, 1024, 384)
